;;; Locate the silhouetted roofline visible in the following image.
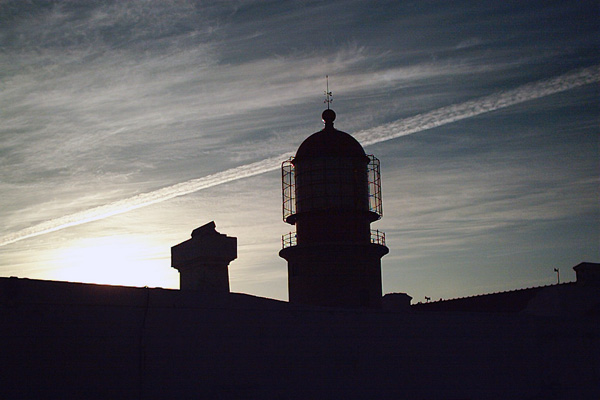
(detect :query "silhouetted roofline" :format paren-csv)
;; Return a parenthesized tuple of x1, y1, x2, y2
(412, 281, 577, 308)
(412, 262, 599, 312)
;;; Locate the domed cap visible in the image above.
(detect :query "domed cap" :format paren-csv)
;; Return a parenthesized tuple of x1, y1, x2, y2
(295, 109, 366, 160)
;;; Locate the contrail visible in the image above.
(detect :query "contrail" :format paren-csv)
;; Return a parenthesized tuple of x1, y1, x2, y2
(354, 65, 599, 145)
(1, 65, 598, 247)
(0, 153, 292, 247)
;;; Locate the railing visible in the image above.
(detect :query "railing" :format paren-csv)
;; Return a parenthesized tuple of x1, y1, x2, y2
(282, 232, 297, 249)
(282, 158, 295, 222)
(367, 155, 383, 219)
(282, 229, 386, 249)
(370, 229, 386, 246)
(282, 155, 383, 222)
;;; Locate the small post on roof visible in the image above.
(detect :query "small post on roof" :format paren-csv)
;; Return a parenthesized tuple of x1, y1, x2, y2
(554, 268, 560, 284)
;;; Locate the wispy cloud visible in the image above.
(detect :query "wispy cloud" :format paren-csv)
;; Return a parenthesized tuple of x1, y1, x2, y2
(1, 65, 597, 247)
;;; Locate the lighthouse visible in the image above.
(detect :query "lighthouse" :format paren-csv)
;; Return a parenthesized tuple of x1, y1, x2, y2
(279, 108, 388, 308)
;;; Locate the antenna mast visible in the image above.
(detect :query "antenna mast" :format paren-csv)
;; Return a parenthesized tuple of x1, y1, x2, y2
(324, 75, 333, 109)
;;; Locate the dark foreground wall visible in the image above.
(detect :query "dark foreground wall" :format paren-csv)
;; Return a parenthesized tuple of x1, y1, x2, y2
(1, 277, 598, 399)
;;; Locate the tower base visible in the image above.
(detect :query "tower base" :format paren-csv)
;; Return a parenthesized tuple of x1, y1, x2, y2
(280, 243, 388, 308)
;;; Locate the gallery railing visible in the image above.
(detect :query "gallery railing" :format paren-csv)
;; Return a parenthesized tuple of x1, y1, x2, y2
(281, 229, 386, 249)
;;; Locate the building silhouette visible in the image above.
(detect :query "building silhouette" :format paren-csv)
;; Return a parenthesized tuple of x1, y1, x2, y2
(171, 221, 236, 293)
(280, 109, 388, 308)
(1, 109, 598, 399)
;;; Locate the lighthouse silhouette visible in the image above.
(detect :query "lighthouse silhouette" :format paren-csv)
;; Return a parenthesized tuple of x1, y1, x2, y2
(280, 108, 389, 308)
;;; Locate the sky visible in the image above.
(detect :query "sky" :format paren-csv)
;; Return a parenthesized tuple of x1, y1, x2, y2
(1, 0, 598, 303)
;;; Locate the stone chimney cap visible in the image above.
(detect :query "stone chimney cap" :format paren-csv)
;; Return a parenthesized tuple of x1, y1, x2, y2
(191, 221, 217, 238)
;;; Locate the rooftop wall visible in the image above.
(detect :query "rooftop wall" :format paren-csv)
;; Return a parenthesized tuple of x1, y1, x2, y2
(1, 277, 598, 399)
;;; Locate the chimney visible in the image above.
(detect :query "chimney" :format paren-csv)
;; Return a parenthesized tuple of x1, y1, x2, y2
(171, 221, 237, 292)
(573, 262, 600, 286)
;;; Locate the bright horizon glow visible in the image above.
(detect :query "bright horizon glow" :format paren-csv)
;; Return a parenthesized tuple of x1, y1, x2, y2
(50, 236, 179, 288)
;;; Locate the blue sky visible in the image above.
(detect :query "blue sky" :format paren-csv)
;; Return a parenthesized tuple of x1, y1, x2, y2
(1, 0, 598, 302)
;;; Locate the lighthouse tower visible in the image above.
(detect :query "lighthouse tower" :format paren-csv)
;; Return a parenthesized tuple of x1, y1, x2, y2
(279, 108, 388, 308)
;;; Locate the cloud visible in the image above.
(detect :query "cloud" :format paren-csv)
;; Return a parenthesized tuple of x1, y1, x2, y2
(1, 65, 597, 247)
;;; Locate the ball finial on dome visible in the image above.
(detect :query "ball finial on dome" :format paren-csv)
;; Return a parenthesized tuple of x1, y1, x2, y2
(322, 109, 336, 125)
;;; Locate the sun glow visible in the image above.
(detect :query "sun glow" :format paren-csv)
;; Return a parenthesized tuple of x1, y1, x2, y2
(52, 236, 178, 288)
